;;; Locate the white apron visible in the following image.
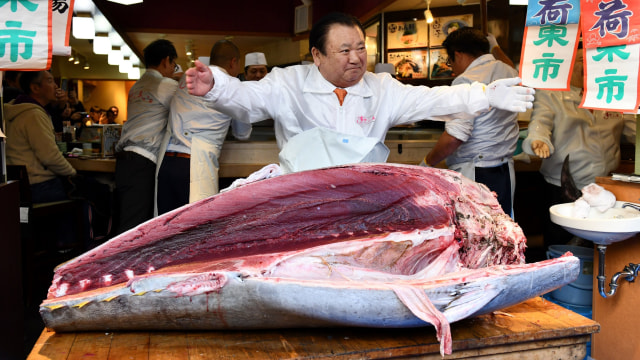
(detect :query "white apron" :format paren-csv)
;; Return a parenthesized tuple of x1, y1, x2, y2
(278, 127, 390, 173)
(189, 134, 222, 203)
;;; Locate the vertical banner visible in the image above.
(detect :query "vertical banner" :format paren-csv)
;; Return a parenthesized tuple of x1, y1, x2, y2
(52, 0, 75, 56)
(581, 0, 640, 112)
(0, 0, 52, 70)
(520, 0, 582, 89)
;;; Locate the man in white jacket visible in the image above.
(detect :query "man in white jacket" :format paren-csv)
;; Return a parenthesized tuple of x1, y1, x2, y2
(423, 27, 519, 216)
(157, 40, 251, 214)
(186, 13, 535, 172)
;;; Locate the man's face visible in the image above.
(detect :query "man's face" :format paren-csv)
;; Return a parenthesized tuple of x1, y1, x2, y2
(36, 71, 58, 105)
(245, 65, 268, 81)
(159, 56, 178, 78)
(312, 24, 367, 88)
(68, 90, 78, 103)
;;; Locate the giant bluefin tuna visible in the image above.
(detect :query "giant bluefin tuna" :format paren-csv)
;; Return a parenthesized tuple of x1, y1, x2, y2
(40, 164, 579, 356)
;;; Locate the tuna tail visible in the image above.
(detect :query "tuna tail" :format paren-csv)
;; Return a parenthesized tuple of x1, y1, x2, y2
(561, 154, 582, 202)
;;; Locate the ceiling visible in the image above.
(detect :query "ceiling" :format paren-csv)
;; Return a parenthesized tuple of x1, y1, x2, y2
(64, 0, 482, 80)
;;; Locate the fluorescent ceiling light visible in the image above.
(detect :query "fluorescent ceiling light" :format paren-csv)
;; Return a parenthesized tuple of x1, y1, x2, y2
(121, 44, 133, 57)
(93, 12, 112, 33)
(74, 0, 95, 14)
(130, 54, 140, 66)
(108, 0, 144, 5)
(72, 15, 95, 39)
(93, 34, 111, 54)
(509, 0, 528, 4)
(119, 58, 133, 73)
(108, 47, 123, 65)
(128, 66, 141, 79)
(109, 30, 124, 47)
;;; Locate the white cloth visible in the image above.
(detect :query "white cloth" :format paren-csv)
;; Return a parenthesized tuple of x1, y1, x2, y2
(189, 134, 220, 202)
(581, 183, 616, 212)
(203, 64, 492, 150)
(278, 127, 390, 173)
(221, 164, 283, 193)
(522, 87, 636, 189)
(116, 69, 178, 164)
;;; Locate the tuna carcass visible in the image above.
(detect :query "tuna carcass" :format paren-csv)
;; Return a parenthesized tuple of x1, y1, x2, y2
(40, 164, 579, 356)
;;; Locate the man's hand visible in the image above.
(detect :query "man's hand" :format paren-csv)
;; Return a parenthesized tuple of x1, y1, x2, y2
(186, 60, 215, 96)
(531, 140, 550, 158)
(485, 77, 535, 113)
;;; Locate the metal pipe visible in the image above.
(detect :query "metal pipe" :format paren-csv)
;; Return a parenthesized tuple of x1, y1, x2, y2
(622, 202, 640, 212)
(597, 245, 611, 298)
(597, 244, 640, 298)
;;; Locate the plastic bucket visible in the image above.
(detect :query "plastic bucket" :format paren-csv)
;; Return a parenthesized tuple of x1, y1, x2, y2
(546, 245, 593, 307)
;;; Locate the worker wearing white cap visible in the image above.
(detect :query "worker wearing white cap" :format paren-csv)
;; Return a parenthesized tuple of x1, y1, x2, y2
(244, 52, 268, 81)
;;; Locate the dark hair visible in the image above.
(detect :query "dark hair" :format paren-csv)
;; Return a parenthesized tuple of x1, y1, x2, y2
(210, 40, 240, 67)
(18, 71, 47, 95)
(309, 12, 365, 55)
(442, 27, 489, 63)
(143, 39, 177, 68)
(5, 70, 20, 82)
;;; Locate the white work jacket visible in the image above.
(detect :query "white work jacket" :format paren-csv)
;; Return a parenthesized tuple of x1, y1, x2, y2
(203, 64, 492, 150)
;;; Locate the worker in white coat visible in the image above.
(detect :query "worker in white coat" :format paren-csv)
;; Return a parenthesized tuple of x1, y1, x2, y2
(157, 40, 251, 214)
(423, 27, 519, 216)
(186, 13, 535, 173)
(523, 47, 636, 247)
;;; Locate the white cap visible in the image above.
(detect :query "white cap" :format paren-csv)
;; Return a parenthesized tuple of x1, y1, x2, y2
(375, 63, 395, 75)
(245, 52, 267, 67)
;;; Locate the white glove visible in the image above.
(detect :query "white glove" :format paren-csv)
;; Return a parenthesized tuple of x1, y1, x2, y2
(486, 33, 499, 50)
(485, 77, 535, 113)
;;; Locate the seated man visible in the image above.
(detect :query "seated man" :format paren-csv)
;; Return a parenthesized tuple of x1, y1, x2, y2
(4, 70, 76, 203)
(4, 70, 79, 249)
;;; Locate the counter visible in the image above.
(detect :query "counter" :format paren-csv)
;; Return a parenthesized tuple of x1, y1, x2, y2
(65, 140, 545, 178)
(27, 297, 598, 360)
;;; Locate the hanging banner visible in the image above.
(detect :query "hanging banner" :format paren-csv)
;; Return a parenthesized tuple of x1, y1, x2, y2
(582, 44, 640, 111)
(526, 0, 581, 26)
(520, 23, 581, 89)
(581, 0, 640, 48)
(52, 0, 74, 56)
(0, 0, 52, 70)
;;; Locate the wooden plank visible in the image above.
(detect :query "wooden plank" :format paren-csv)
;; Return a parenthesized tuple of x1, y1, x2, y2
(149, 332, 190, 360)
(67, 332, 112, 360)
(28, 329, 75, 360)
(108, 332, 150, 360)
(27, 298, 600, 359)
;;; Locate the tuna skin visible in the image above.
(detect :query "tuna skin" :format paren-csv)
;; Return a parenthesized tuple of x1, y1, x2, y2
(49, 163, 524, 299)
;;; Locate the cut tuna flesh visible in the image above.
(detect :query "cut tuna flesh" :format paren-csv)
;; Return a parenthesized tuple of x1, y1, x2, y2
(40, 164, 579, 356)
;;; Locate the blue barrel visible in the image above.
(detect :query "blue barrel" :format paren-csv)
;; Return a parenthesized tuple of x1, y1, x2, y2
(546, 245, 593, 306)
